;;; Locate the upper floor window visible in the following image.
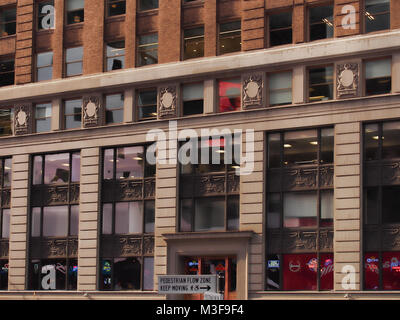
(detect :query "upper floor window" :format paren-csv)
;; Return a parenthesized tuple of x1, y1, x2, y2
(0, 7, 16, 37)
(183, 27, 204, 60)
(137, 89, 157, 121)
(219, 21, 241, 55)
(268, 11, 292, 47)
(105, 93, 124, 124)
(182, 82, 204, 116)
(0, 107, 13, 136)
(64, 99, 82, 129)
(308, 5, 333, 41)
(138, 0, 158, 11)
(107, 0, 126, 16)
(308, 65, 333, 102)
(137, 34, 158, 67)
(36, 52, 53, 82)
(0, 58, 14, 87)
(37, 1, 55, 30)
(269, 71, 292, 107)
(218, 78, 241, 113)
(35, 103, 52, 133)
(365, 0, 390, 33)
(65, 47, 83, 77)
(66, 0, 84, 25)
(365, 58, 391, 96)
(106, 41, 125, 71)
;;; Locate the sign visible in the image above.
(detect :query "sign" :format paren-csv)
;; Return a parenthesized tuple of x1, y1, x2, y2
(158, 275, 217, 294)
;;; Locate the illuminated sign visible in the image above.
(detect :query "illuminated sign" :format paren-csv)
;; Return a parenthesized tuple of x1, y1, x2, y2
(268, 260, 280, 269)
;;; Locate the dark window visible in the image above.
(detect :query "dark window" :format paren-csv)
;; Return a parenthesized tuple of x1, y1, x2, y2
(219, 21, 241, 55)
(137, 34, 158, 67)
(66, 0, 84, 25)
(65, 47, 83, 77)
(308, 66, 333, 102)
(309, 5, 333, 41)
(269, 71, 292, 106)
(137, 89, 157, 121)
(100, 145, 155, 291)
(0, 158, 11, 290)
(106, 41, 125, 71)
(269, 11, 292, 47)
(138, 0, 158, 11)
(105, 93, 124, 124)
(35, 103, 52, 133)
(36, 52, 53, 82)
(64, 99, 82, 129)
(218, 78, 241, 113)
(0, 7, 16, 37)
(266, 128, 334, 291)
(182, 83, 203, 116)
(0, 59, 14, 87)
(38, 1, 54, 30)
(107, 0, 126, 16)
(365, 0, 390, 33)
(0, 107, 13, 136)
(183, 27, 204, 60)
(365, 58, 391, 96)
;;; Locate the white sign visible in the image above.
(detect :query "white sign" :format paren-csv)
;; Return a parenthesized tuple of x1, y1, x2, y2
(204, 292, 224, 300)
(158, 275, 217, 294)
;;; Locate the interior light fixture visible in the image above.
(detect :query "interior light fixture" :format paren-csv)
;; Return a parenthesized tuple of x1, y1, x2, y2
(309, 141, 318, 145)
(284, 144, 292, 148)
(365, 12, 375, 21)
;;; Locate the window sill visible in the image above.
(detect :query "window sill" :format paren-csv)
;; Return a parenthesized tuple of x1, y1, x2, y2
(182, 0, 205, 9)
(137, 9, 159, 17)
(105, 15, 126, 23)
(64, 23, 84, 30)
(0, 34, 16, 40)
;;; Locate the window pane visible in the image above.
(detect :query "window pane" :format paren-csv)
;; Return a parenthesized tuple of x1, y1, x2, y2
(106, 42, 125, 71)
(138, 0, 158, 11)
(309, 66, 333, 102)
(183, 83, 203, 101)
(219, 79, 241, 112)
(103, 149, 114, 180)
(180, 199, 192, 232)
(144, 201, 155, 233)
(37, 52, 53, 68)
(364, 187, 379, 225)
(43, 206, 68, 237)
(227, 196, 239, 231)
(382, 121, 400, 159)
(108, 0, 126, 16)
(70, 205, 79, 236)
(33, 155, 43, 185)
(64, 99, 82, 129)
(267, 193, 281, 228)
(0, 108, 13, 136)
(35, 103, 52, 133)
(114, 257, 141, 290)
(365, 59, 391, 96)
(44, 153, 70, 184)
(184, 27, 204, 60)
(283, 192, 317, 227)
(269, 72, 292, 106)
(364, 124, 380, 161)
(143, 257, 154, 290)
(1, 209, 10, 239)
(194, 198, 225, 231)
(106, 109, 124, 124)
(66, 47, 83, 62)
(268, 133, 281, 168)
(36, 119, 51, 133)
(269, 12, 292, 47)
(283, 130, 318, 166)
(283, 254, 318, 290)
(66, 62, 83, 76)
(320, 190, 333, 227)
(31, 207, 41, 237)
(382, 251, 400, 290)
(364, 253, 379, 290)
(320, 254, 334, 291)
(71, 152, 80, 182)
(116, 146, 145, 179)
(183, 100, 203, 116)
(321, 128, 334, 163)
(67, 0, 84, 11)
(365, 0, 390, 33)
(102, 203, 113, 234)
(106, 94, 124, 110)
(115, 202, 143, 234)
(309, 6, 333, 41)
(382, 186, 400, 224)
(219, 21, 241, 55)
(266, 254, 281, 290)
(3, 158, 12, 187)
(37, 66, 53, 81)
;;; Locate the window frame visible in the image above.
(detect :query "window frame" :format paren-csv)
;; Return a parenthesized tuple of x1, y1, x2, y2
(364, 56, 392, 97)
(107, 0, 126, 17)
(266, 9, 293, 48)
(104, 92, 124, 125)
(307, 3, 334, 42)
(136, 33, 158, 67)
(65, 0, 85, 25)
(64, 46, 83, 78)
(63, 98, 83, 130)
(307, 64, 334, 103)
(105, 40, 125, 72)
(182, 26, 205, 61)
(363, 0, 391, 34)
(36, 51, 54, 82)
(181, 82, 204, 117)
(137, 0, 159, 12)
(0, 57, 15, 87)
(136, 88, 158, 121)
(218, 20, 242, 56)
(267, 70, 293, 107)
(217, 77, 242, 113)
(34, 102, 52, 133)
(0, 6, 16, 38)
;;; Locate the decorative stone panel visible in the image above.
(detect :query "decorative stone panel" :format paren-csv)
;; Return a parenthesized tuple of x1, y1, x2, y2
(14, 103, 33, 135)
(83, 95, 103, 128)
(242, 73, 264, 108)
(158, 86, 178, 119)
(336, 62, 360, 99)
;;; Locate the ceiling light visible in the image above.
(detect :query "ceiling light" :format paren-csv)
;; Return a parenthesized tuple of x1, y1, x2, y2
(133, 157, 143, 161)
(372, 136, 384, 140)
(365, 12, 375, 21)
(310, 141, 318, 145)
(215, 150, 225, 154)
(284, 144, 292, 148)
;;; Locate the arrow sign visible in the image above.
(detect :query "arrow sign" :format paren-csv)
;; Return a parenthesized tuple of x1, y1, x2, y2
(158, 275, 217, 294)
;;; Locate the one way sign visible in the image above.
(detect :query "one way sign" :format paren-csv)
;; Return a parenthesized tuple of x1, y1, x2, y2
(158, 275, 217, 294)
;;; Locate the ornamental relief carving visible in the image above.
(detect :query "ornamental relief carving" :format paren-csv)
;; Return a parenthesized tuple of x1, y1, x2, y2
(0, 240, 9, 258)
(319, 166, 334, 188)
(284, 168, 317, 190)
(336, 63, 359, 99)
(144, 179, 156, 199)
(227, 173, 240, 193)
(119, 180, 143, 200)
(158, 86, 177, 119)
(284, 230, 317, 252)
(197, 174, 226, 195)
(14, 103, 32, 135)
(143, 236, 155, 255)
(382, 227, 400, 250)
(44, 239, 67, 257)
(382, 162, 400, 185)
(242, 73, 263, 108)
(83, 95, 102, 128)
(1, 189, 10, 208)
(118, 236, 142, 256)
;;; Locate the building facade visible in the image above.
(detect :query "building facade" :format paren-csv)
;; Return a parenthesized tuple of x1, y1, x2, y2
(0, 0, 399, 299)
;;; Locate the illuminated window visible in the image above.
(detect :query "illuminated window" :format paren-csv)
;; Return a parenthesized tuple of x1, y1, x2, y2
(219, 21, 241, 55)
(35, 103, 52, 133)
(66, 0, 84, 25)
(365, 58, 391, 96)
(107, 0, 126, 16)
(308, 66, 333, 102)
(183, 27, 204, 60)
(137, 89, 157, 121)
(106, 41, 125, 71)
(365, 0, 390, 33)
(0, 7, 16, 37)
(65, 47, 83, 77)
(0, 58, 14, 87)
(36, 51, 53, 82)
(269, 11, 292, 47)
(309, 5, 333, 41)
(137, 34, 158, 67)
(218, 78, 241, 112)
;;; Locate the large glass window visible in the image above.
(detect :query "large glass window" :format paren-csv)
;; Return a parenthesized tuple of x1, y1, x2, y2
(105, 93, 124, 124)
(65, 47, 83, 77)
(66, 0, 84, 25)
(219, 21, 241, 55)
(0, 158, 11, 291)
(365, 58, 391, 96)
(36, 52, 53, 82)
(0, 58, 14, 87)
(266, 128, 334, 291)
(309, 5, 333, 41)
(64, 99, 82, 129)
(137, 89, 157, 121)
(35, 103, 52, 133)
(308, 66, 333, 102)
(218, 78, 241, 113)
(137, 34, 158, 67)
(106, 41, 125, 71)
(0, 7, 16, 37)
(182, 83, 203, 116)
(138, 0, 158, 11)
(269, 11, 292, 47)
(107, 0, 126, 16)
(183, 27, 204, 60)
(0, 107, 13, 136)
(365, 0, 390, 33)
(269, 71, 292, 106)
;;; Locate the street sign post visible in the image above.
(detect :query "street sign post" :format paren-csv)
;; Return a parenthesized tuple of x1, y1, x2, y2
(158, 275, 217, 295)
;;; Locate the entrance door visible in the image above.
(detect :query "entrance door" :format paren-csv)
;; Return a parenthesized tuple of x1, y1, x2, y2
(184, 256, 237, 300)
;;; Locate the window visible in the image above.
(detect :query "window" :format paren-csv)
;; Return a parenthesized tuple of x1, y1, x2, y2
(29, 152, 80, 290)
(308, 66, 333, 102)
(179, 136, 240, 232)
(137, 89, 157, 121)
(138, 0, 158, 11)
(218, 78, 241, 113)
(309, 5, 333, 41)
(0, 158, 11, 290)
(107, 0, 126, 16)
(0, 107, 13, 136)
(365, 0, 390, 33)
(35, 103, 52, 133)
(37, 1, 54, 30)
(105, 93, 124, 124)
(66, 0, 84, 25)
(269, 71, 292, 106)
(36, 52, 53, 82)
(100, 145, 155, 291)
(363, 121, 400, 290)
(64, 99, 82, 129)
(266, 128, 334, 291)
(183, 27, 204, 60)
(0, 58, 14, 87)
(219, 21, 241, 55)
(365, 58, 391, 96)
(65, 47, 83, 77)
(182, 83, 203, 116)
(137, 34, 158, 67)
(268, 11, 292, 47)
(0, 7, 16, 37)
(106, 41, 125, 71)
